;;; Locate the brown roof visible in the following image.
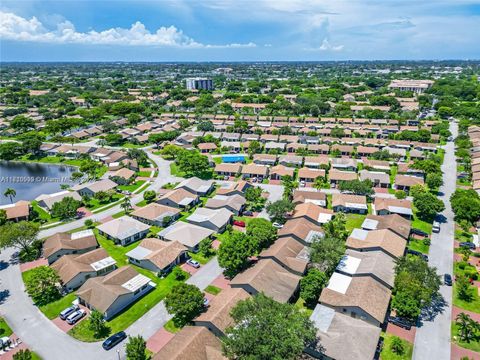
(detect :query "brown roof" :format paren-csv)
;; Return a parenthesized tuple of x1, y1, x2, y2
(374, 198, 412, 212)
(298, 167, 325, 180)
(198, 143, 218, 150)
(0, 200, 30, 220)
(51, 248, 111, 284)
(329, 170, 357, 182)
(131, 203, 181, 222)
(332, 193, 367, 207)
(259, 237, 309, 274)
(134, 238, 187, 269)
(364, 214, 411, 240)
(111, 167, 136, 180)
(278, 217, 324, 243)
(293, 190, 326, 204)
(346, 229, 407, 258)
(195, 288, 250, 332)
(293, 203, 334, 223)
(230, 259, 301, 303)
(319, 276, 391, 324)
(241, 164, 268, 176)
(270, 165, 294, 177)
(159, 188, 199, 204)
(153, 326, 225, 360)
(214, 163, 242, 173)
(43, 231, 97, 259)
(395, 175, 424, 187)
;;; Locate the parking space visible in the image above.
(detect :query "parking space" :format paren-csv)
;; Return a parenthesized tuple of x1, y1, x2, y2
(52, 305, 90, 333)
(19, 258, 48, 272)
(210, 274, 231, 290)
(181, 263, 200, 275)
(146, 328, 175, 354)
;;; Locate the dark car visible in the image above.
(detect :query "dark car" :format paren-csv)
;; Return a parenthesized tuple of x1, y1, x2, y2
(406, 249, 428, 262)
(243, 210, 253, 216)
(444, 274, 452, 286)
(102, 331, 127, 350)
(460, 242, 476, 250)
(411, 228, 429, 237)
(388, 316, 412, 330)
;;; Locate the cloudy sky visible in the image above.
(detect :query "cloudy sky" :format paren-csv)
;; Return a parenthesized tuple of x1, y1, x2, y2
(1, 0, 479, 61)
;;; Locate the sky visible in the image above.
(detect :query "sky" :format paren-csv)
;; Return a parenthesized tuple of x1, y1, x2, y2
(1, 0, 479, 62)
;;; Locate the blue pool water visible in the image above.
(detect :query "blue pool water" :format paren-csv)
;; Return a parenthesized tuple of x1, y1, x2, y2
(222, 154, 247, 163)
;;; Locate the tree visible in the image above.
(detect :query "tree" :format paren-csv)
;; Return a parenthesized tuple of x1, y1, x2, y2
(457, 276, 473, 302)
(222, 294, 317, 360)
(127, 148, 148, 166)
(281, 175, 298, 200)
(79, 159, 101, 180)
(426, 172, 443, 189)
(395, 190, 407, 199)
(233, 119, 248, 133)
(310, 235, 345, 275)
(84, 219, 94, 228)
(125, 335, 147, 360)
(51, 196, 82, 220)
(143, 190, 156, 203)
(218, 232, 256, 277)
(300, 268, 328, 307)
(4, 188, 16, 203)
(176, 150, 210, 177)
(390, 336, 405, 355)
(104, 133, 124, 146)
(127, 113, 141, 126)
(411, 186, 445, 221)
(70, 171, 84, 182)
(245, 186, 262, 202)
(0, 221, 39, 254)
(338, 179, 374, 197)
(23, 266, 61, 305)
(197, 120, 214, 132)
(323, 213, 349, 240)
(164, 283, 204, 327)
(248, 140, 262, 158)
(0, 210, 7, 226)
(450, 189, 480, 225)
(88, 310, 110, 338)
(10, 115, 35, 133)
(455, 312, 480, 343)
(21, 134, 43, 154)
(121, 197, 132, 213)
(13, 349, 33, 360)
(246, 218, 277, 250)
(0, 142, 22, 160)
(313, 176, 329, 190)
(266, 199, 295, 224)
(198, 238, 215, 258)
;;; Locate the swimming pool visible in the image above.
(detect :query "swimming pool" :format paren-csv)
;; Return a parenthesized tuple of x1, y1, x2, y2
(222, 154, 247, 163)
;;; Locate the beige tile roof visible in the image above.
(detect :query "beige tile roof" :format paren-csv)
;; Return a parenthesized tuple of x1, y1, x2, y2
(278, 218, 324, 243)
(363, 214, 411, 239)
(43, 231, 97, 259)
(298, 167, 325, 180)
(332, 193, 367, 207)
(347, 229, 407, 258)
(129, 238, 187, 270)
(259, 237, 309, 274)
(241, 164, 269, 176)
(0, 200, 30, 219)
(159, 188, 199, 205)
(329, 170, 357, 182)
(270, 165, 295, 177)
(131, 203, 180, 222)
(395, 174, 424, 187)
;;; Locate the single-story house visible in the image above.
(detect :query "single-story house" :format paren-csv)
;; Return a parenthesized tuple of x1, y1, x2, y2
(215, 181, 252, 196)
(303, 156, 329, 169)
(126, 238, 187, 274)
(241, 164, 269, 180)
(278, 155, 303, 168)
(186, 207, 233, 233)
(346, 228, 407, 259)
(77, 266, 154, 320)
(319, 272, 391, 327)
(269, 165, 295, 180)
(36, 191, 82, 211)
(74, 179, 118, 198)
(253, 154, 277, 166)
(293, 202, 334, 225)
(258, 236, 309, 276)
(361, 214, 411, 240)
(97, 216, 150, 246)
(359, 170, 390, 188)
(214, 163, 242, 177)
(157, 188, 200, 209)
(174, 177, 215, 196)
(0, 200, 31, 222)
(197, 142, 217, 153)
(331, 157, 357, 171)
(373, 198, 413, 218)
(293, 190, 327, 207)
(43, 229, 98, 264)
(52, 248, 116, 291)
(110, 168, 136, 183)
(332, 194, 368, 214)
(158, 221, 215, 252)
(130, 203, 181, 227)
(205, 194, 246, 215)
(278, 218, 324, 246)
(298, 167, 326, 183)
(329, 170, 357, 187)
(230, 259, 301, 303)
(394, 175, 424, 192)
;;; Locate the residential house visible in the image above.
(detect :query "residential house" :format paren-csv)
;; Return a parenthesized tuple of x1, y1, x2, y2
(346, 228, 407, 259)
(359, 170, 390, 188)
(241, 164, 269, 180)
(331, 157, 357, 171)
(97, 216, 150, 246)
(157, 188, 199, 209)
(303, 156, 329, 169)
(269, 165, 295, 180)
(74, 179, 118, 198)
(293, 190, 327, 207)
(394, 175, 424, 192)
(36, 191, 82, 212)
(76, 266, 154, 320)
(361, 214, 411, 240)
(175, 177, 215, 196)
(278, 218, 324, 246)
(110, 168, 136, 184)
(214, 163, 242, 178)
(197, 143, 217, 153)
(258, 237, 309, 276)
(293, 202, 334, 225)
(205, 194, 246, 215)
(130, 203, 181, 227)
(216, 181, 251, 196)
(278, 155, 303, 168)
(329, 170, 357, 187)
(0, 200, 31, 222)
(298, 168, 325, 183)
(332, 194, 368, 214)
(43, 229, 98, 264)
(186, 208, 233, 233)
(126, 238, 187, 274)
(158, 221, 215, 252)
(253, 154, 277, 166)
(373, 198, 413, 219)
(52, 248, 116, 291)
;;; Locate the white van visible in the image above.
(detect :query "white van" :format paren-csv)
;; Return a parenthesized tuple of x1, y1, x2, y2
(432, 221, 441, 233)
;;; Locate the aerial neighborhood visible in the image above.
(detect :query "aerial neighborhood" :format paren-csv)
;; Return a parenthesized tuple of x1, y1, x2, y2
(0, 60, 479, 360)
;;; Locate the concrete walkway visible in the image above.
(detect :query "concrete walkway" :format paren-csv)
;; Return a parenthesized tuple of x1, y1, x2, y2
(412, 121, 458, 360)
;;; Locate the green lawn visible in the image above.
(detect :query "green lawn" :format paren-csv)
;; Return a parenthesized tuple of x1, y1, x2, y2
(95, 229, 139, 266)
(380, 332, 413, 360)
(135, 199, 149, 207)
(170, 163, 186, 177)
(19, 154, 83, 167)
(85, 194, 123, 210)
(39, 293, 77, 320)
(164, 319, 181, 334)
(451, 321, 480, 352)
(204, 285, 222, 296)
(0, 317, 13, 337)
(345, 214, 366, 232)
(137, 170, 152, 177)
(118, 180, 146, 193)
(408, 238, 430, 254)
(69, 269, 189, 341)
(213, 157, 222, 164)
(31, 201, 62, 225)
(294, 298, 314, 318)
(411, 207, 433, 235)
(112, 210, 126, 219)
(453, 283, 480, 313)
(188, 251, 215, 265)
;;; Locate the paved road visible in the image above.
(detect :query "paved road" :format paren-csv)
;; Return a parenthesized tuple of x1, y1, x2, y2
(413, 121, 458, 360)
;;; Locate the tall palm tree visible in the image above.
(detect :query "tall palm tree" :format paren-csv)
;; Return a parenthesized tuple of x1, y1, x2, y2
(456, 312, 477, 342)
(121, 197, 132, 213)
(4, 188, 16, 203)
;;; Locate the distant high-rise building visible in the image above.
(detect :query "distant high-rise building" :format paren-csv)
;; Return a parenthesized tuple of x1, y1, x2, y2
(185, 78, 214, 90)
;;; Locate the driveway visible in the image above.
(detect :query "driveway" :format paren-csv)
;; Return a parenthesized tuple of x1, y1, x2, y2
(412, 121, 458, 360)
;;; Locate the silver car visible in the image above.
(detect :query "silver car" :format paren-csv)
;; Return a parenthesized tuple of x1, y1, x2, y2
(66, 309, 86, 325)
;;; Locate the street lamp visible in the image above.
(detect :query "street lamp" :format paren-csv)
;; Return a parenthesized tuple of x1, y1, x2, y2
(117, 349, 120, 360)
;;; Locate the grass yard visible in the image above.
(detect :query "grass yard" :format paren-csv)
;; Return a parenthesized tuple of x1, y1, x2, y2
(294, 298, 314, 318)
(204, 285, 221, 295)
(31, 201, 63, 225)
(164, 319, 181, 333)
(170, 163, 186, 177)
(380, 332, 413, 360)
(69, 269, 189, 341)
(453, 283, 480, 313)
(121, 143, 145, 149)
(85, 194, 123, 210)
(112, 210, 126, 219)
(451, 321, 480, 352)
(19, 154, 83, 167)
(95, 229, 139, 266)
(118, 180, 146, 193)
(39, 293, 77, 320)
(137, 170, 152, 177)
(135, 199, 149, 207)
(345, 213, 366, 232)
(408, 238, 430, 254)
(188, 251, 215, 265)
(0, 317, 13, 337)
(412, 213, 433, 235)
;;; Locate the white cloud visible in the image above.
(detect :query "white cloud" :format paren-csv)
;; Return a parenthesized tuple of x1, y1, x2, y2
(317, 39, 344, 51)
(0, 11, 256, 48)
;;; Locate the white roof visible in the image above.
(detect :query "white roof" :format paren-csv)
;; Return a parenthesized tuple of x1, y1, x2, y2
(317, 213, 333, 224)
(122, 274, 151, 292)
(345, 202, 368, 210)
(310, 304, 336, 333)
(90, 256, 116, 271)
(350, 228, 369, 241)
(0, 203, 15, 209)
(71, 229, 94, 240)
(305, 230, 324, 243)
(336, 255, 362, 275)
(388, 206, 413, 216)
(361, 218, 378, 230)
(126, 246, 152, 260)
(327, 272, 352, 294)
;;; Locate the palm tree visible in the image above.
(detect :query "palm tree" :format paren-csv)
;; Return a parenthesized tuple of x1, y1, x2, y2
(121, 197, 132, 213)
(4, 188, 16, 203)
(455, 312, 478, 342)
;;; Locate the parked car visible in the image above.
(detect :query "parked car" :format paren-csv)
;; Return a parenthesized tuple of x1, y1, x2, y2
(102, 331, 127, 350)
(186, 259, 200, 268)
(447, 136, 453, 142)
(411, 228, 429, 237)
(203, 297, 210, 307)
(66, 309, 86, 325)
(59, 304, 80, 320)
(243, 210, 253, 216)
(233, 220, 246, 227)
(460, 242, 476, 250)
(300, 181, 306, 187)
(0, 337, 11, 349)
(407, 249, 428, 262)
(444, 274, 452, 286)
(272, 222, 284, 229)
(388, 316, 412, 330)
(432, 221, 441, 233)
